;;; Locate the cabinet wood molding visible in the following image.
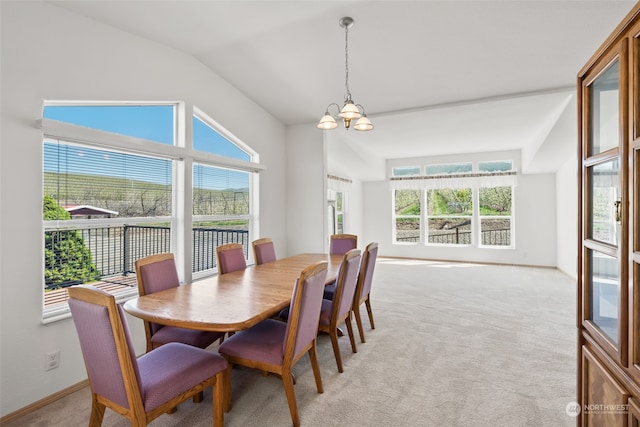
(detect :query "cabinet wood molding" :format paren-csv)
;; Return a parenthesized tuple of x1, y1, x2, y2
(578, 3, 640, 426)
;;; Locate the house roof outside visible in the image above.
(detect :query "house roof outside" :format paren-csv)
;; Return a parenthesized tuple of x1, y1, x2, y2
(63, 205, 119, 218)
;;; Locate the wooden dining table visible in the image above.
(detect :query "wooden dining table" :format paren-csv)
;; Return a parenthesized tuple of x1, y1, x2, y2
(123, 253, 343, 333)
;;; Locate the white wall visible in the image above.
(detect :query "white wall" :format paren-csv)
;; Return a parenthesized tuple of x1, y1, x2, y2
(0, 1, 287, 417)
(284, 124, 327, 254)
(556, 156, 578, 279)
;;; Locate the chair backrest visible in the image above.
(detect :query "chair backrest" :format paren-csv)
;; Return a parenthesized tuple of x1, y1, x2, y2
(354, 242, 378, 306)
(68, 285, 142, 411)
(135, 253, 180, 335)
(283, 261, 328, 361)
(329, 234, 358, 255)
(252, 237, 276, 265)
(331, 249, 361, 321)
(216, 243, 247, 274)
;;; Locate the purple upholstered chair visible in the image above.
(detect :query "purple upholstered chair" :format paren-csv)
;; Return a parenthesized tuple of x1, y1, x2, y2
(329, 233, 358, 255)
(218, 261, 328, 427)
(68, 285, 228, 427)
(324, 234, 358, 300)
(353, 242, 379, 343)
(135, 253, 224, 352)
(252, 237, 277, 265)
(215, 243, 247, 274)
(318, 249, 361, 373)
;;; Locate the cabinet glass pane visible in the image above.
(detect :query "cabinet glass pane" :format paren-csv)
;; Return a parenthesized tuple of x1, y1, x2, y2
(589, 159, 620, 245)
(589, 250, 619, 344)
(589, 60, 620, 155)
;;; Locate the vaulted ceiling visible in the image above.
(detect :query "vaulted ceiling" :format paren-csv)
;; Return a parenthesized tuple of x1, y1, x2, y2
(47, 0, 636, 176)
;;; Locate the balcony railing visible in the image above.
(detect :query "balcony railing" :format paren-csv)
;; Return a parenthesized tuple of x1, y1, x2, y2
(396, 228, 510, 245)
(44, 224, 249, 291)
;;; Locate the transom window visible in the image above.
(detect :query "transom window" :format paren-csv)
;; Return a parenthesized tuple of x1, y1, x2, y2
(44, 104, 175, 145)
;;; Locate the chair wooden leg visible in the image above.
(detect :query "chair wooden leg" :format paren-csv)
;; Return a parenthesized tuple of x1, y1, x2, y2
(166, 406, 178, 414)
(354, 305, 366, 343)
(213, 371, 225, 427)
(345, 315, 357, 354)
(193, 390, 204, 403)
(365, 297, 375, 329)
(282, 366, 300, 427)
(329, 329, 344, 373)
(309, 343, 324, 394)
(88, 397, 106, 427)
(223, 364, 233, 412)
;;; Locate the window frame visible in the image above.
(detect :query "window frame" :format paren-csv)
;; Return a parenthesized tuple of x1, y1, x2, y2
(390, 159, 516, 249)
(41, 102, 263, 322)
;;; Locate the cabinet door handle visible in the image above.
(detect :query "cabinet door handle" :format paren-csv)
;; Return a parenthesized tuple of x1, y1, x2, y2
(614, 199, 622, 222)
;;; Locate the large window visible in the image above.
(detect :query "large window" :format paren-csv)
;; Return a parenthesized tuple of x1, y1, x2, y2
(42, 103, 260, 320)
(191, 113, 255, 273)
(391, 160, 515, 248)
(328, 189, 346, 235)
(427, 188, 472, 245)
(394, 189, 421, 243)
(327, 175, 353, 236)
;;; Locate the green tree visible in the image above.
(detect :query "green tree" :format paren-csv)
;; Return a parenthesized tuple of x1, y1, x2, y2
(479, 187, 512, 215)
(43, 196, 100, 288)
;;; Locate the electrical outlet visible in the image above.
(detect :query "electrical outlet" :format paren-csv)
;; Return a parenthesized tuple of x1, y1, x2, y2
(45, 350, 60, 371)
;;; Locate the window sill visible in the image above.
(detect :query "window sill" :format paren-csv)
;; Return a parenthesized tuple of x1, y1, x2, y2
(42, 287, 139, 325)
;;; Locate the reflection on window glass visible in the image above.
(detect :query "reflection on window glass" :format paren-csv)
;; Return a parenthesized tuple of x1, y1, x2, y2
(427, 188, 472, 245)
(589, 159, 619, 245)
(392, 166, 420, 176)
(44, 140, 172, 218)
(394, 190, 420, 243)
(192, 164, 249, 216)
(193, 116, 250, 161)
(43, 139, 173, 291)
(192, 163, 250, 274)
(589, 60, 619, 155)
(336, 192, 344, 234)
(589, 250, 619, 344)
(478, 161, 513, 172)
(479, 186, 512, 246)
(44, 105, 175, 145)
(425, 163, 472, 175)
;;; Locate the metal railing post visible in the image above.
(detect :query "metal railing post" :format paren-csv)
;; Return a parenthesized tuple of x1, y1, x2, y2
(123, 224, 129, 276)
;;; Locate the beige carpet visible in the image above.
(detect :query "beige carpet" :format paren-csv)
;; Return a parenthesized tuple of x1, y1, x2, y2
(6, 258, 576, 427)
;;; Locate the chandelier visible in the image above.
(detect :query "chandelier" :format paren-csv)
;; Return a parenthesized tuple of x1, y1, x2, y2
(317, 17, 373, 132)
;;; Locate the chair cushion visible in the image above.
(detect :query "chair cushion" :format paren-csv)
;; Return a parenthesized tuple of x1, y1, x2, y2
(323, 281, 336, 300)
(138, 342, 227, 412)
(218, 319, 286, 366)
(318, 299, 333, 327)
(278, 306, 290, 321)
(152, 326, 223, 349)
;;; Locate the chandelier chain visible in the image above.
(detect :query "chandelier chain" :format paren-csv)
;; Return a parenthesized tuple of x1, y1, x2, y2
(344, 24, 351, 102)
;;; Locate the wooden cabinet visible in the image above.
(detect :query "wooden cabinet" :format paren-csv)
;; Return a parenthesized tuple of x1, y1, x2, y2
(578, 3, 640, 426)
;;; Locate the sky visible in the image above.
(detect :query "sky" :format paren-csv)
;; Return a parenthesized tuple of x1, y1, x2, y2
(43, 105, 250, 190)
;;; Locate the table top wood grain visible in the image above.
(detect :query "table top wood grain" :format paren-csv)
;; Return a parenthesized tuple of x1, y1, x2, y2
(123, 253, 342, 333)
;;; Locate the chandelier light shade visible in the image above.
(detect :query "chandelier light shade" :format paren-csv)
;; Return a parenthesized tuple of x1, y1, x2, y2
(317, 17, 373, 132)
